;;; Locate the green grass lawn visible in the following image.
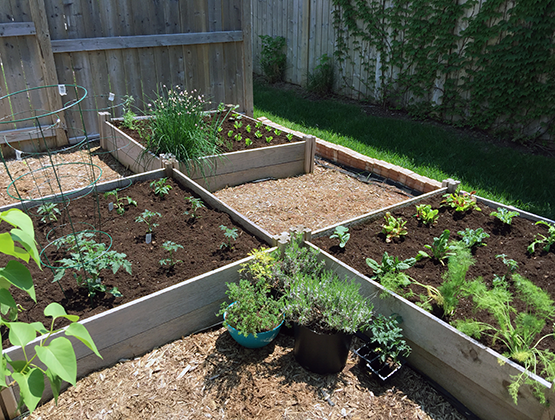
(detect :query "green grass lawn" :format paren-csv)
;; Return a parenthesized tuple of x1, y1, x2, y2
(253, 80, 555, 220)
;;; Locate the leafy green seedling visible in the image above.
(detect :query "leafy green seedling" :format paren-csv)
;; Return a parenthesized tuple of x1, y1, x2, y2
(135, 209, 162, 234)
(217, 126, 223, 133)
(330, 225, 350, 248)
(121, 95, 137, 129)
(493, 254, 519, 289)
(418, 229, 452, 264)
(37, 202, 61, 223)
(286, 133, 294, 141)
(366, 251, 416, 279)
(184, 196, 205, 219)
(265, 136, 273, 143)
(234, 133, 243, 142)
(367, 314, 411, 364)
(150, 178, 172, 197)
(254, 130, 263, 138)
(227, 130, 234, 138)
(233, 120, 243, 130)
(527, 221, 555, 253)
(458, 228, 490, 248)
(265, 125, 273, 132)
(490, 207, 520, 225)
(245, 124, 252, 133)
(381, 212, 408, 243)
(245, 138, 253, 146)
(274, 128, 282, 136)
(104, 189, 137, 215)
(441, 188, 481, 212)
(159, 241, 183, 267)
(414, 204, 439, 226)
(220, 225, 238, 250)
(255, 120, 263, 129)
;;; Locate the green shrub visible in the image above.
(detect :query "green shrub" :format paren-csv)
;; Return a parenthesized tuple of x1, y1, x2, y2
(259, 35, 287, 83)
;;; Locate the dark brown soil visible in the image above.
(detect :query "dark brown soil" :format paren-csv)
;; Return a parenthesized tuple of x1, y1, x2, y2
(1, 177, 266, 348)
(113, 112, 300, 153)
(311, 196, 555, 357)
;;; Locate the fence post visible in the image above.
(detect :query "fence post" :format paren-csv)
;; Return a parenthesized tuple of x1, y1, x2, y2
(242, 0, 254, 117)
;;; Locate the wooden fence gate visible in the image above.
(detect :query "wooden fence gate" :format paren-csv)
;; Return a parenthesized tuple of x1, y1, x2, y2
(0, 0, 252, 157)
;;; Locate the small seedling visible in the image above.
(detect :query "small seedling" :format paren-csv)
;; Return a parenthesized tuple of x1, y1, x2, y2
(458, 228, 490, 248)
(159, 241, 184, 267)
(493, 254, 519, 288)
(104, 189, 137, 215)
(184, 196, 205, 218)
(234, 133, 243, 142)
(286, 133, 294, 141)
(366, 252, 416, 279)
(274, 128, 282, 136)
(381, 212, 408, 243)
(418, 229, 452, 264)
(254, 130, 263, 138)
(441, 188, 481, 212)
(217, 126, 223, 133)
(150, 178, 172, 197)
(233, 120, 243, 130)
(528, 221, 555, 253)
(265, 136, 273, 143)
(490, 207, 520, 225)
(245, 138, 253, 146)
(121, 95, 137, 129)
(135, 209, 162, 234)
(330, 225, 350, 248)
(255, 120, 263, 129)
(265, 125, 273, 132)
(414, 204, 439, 226)
(36, 202, 61, 223)
(245, 124, 252, 133)
(227, 130, 234, 138)
(220, 225, 238, 250)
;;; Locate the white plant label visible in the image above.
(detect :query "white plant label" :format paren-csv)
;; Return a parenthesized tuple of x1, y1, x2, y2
(58, 84, 67, 96)
(108, 202, 114, 212)
(15, 150, 22, 161)
(108, 92, 115, 101)
(145, 233, 152, 244)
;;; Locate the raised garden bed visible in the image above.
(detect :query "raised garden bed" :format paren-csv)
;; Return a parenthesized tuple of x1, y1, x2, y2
(309, 189, 555, 420)
(1, 167, 274, 404)
(99, 112, 316, 192)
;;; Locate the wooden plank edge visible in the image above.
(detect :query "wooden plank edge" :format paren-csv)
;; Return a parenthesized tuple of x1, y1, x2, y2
(312, 188, 448, 238)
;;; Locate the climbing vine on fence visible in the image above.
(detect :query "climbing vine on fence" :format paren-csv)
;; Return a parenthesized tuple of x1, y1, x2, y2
(332, 0, 555, 144)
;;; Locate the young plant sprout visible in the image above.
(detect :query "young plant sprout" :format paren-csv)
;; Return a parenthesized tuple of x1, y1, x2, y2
(135, 209, 162, 234)
(233, 120, 243, 130)
(366, 251, 416, 279)
(255, 120, 263, 129)
(245, 138, 253, 146)
(104, 189, 137, 215)
(286, 133, 294, 141)
(227, 130, 234, 138)
(150, 178, 172, 197)
(490, 207, 520, 225)
(245, 124, 252, 133)
(441, 188, 481, 212)
(274, 128, 282, 136)
(220, 225, 238, 250)
(234, 133, 243, 142)
(417, 229, 452, 264)
(414, 204, 439, 226)
(184, 196, 205, 219)
(527, 221, 555, 253)
(381, 212, 408, 243)
(254, 130, 263, 138)
(265, 136, 273, 143)
(458, 228, 490, 248)
(159, 241, 184, 267)
(330, 225, 350, 248)
(36, 202, 61, 223)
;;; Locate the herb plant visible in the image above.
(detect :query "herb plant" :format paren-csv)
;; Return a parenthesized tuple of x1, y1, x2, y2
(36, 202, 61, 223)
(121, 94, 137, 129)
(135, 209, 162, 234)
(159, 241, 183, 267)
(441, 189, 481, 212)
(150, 178, 172, 197)
(184, 196, 205, 219)
(381, 212, 408, 242)
(367, 314, 411, 364)
(414, 204, 439, 226)
(53, 232, 130, 298)
(490, 207, 520, 225)
(458, 228, 490, 248)
(330, 225, 350, 248)
(104, 189, 137, 215)
(220, 225, 238, 250)
(527, 221, 555, 253)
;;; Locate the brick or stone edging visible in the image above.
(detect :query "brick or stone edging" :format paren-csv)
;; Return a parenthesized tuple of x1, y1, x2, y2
(257, 117, 442, 194)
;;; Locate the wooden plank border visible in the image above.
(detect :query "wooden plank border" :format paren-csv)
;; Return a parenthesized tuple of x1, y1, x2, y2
(309, 243, 555, 420)
(51, 31, 243, 53)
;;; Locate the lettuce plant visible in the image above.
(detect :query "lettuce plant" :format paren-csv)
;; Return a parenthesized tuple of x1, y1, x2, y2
(330, 225, 350, 248)
(414, 204, 439, 226)
(381, 212, 408, 242)
(490, 207, 520, 225)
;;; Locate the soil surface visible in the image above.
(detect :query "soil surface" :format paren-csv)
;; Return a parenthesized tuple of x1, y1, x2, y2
(29, 327, 466, 420)
(1, 177, 265, 344)
(311, 196, 555, 358)
(113, 112, 301, 153)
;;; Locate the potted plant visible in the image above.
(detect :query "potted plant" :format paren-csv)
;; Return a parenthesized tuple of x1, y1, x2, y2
(219, 250, 283, 349)
(282, 269, 375, 374)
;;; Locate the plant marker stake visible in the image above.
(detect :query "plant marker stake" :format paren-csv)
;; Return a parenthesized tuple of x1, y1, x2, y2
(108, 202, 114, 212)
(58, 84, 67, 96)
(146, 233, 152, 244)
(108, 92, 115, 101)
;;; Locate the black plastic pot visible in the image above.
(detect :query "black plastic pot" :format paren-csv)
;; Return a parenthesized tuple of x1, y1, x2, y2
(354, 342, 405, 381)
(293, 324, 352, 374)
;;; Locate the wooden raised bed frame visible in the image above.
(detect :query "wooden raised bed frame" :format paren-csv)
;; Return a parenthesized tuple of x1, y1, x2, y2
(98, 112, 316, 192)
(309, 189, 555, 420)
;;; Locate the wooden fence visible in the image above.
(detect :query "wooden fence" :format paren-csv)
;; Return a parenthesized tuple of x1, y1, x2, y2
(0, 0, 252, 156)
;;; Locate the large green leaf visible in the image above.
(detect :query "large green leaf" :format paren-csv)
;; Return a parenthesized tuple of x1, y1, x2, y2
(0, 209, 35, 239)
(35, 337, 77, 385)
(0, 260, 35, 301)
(0, 232, 21, 261)
(10, 228, 40, 268)
(7, 322, 37, 348)
(45, 368, 62, 404)
(44, 302, 79, 323)
(65, 322, 102, 359)
(11, 368, 44, 413)
(0, 288, 16, 310)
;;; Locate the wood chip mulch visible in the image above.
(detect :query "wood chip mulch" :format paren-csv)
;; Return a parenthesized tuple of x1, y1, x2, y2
(30, 327, 466, 420)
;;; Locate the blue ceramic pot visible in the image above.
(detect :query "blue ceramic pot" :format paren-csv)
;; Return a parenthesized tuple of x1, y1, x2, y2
(224, 304, 284, 349)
